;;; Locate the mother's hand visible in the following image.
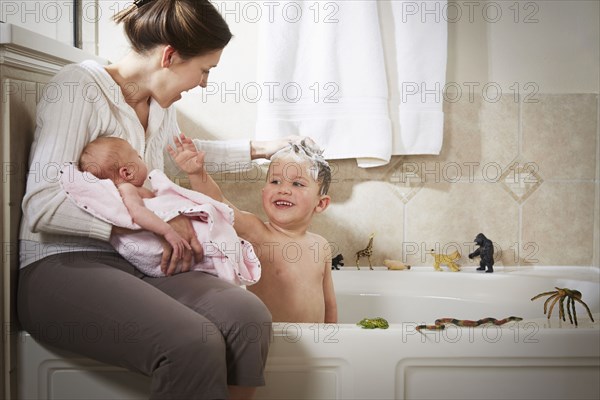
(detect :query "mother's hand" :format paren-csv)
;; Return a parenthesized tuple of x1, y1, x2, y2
(250, 135, 317, 159)
(161, 215, 203, 276)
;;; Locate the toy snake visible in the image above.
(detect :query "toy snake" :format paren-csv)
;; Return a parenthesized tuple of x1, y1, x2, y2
(416, 316, 523, 331)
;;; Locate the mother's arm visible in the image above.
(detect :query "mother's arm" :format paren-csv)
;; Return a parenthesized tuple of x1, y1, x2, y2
(22, 67, 112, 240)
(183, 136, 314, 175)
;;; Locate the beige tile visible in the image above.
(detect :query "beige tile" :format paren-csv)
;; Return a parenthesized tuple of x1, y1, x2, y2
(214, 162, 269, 185)
(522, 94, 598, 180)
(442, 97, 482, 163)
(383, 158, 425, 203)
(452, 96, 520, 172)
(321, 95, 519, 185)
(311, 181, 405, 268)
(222, 179, 406, 268)
(594, 180, 599, 267)
(403, 96, 519, 184)
(405, 181, 519, 267)
(522, 182, 595, 266)
(220, 180, 266, 219)
(209, 94, 597, 270)
(479, 96, 520, 170)
(327, 158, 397, 182)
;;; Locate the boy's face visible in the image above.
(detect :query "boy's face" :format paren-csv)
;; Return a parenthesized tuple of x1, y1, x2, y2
(262, 156, 329, 229)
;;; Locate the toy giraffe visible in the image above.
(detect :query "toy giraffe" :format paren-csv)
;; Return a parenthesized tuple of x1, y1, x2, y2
(355, 233, 375, 270)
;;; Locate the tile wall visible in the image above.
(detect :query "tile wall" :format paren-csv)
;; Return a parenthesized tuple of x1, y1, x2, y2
(217, 94, 599, 268)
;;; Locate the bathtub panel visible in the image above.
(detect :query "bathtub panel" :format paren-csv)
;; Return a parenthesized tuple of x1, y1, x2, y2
(257, 361, 345, 400)
(18, 333, 150, 400)
(399, 361, 600, 400)
(45, 365, 150, 400)
(18, 268, 600, 399)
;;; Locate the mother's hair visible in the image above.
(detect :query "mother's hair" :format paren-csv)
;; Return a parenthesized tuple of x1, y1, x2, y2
(114, 0, 232, 59)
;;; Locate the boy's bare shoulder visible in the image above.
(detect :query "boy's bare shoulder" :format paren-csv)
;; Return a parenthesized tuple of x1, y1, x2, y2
(306, 231, 331, 248)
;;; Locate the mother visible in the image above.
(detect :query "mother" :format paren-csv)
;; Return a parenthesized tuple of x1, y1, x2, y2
(17, 1, 281, 398)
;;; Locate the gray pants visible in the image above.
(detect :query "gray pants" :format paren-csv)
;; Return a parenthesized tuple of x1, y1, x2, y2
(17, 251, 272, 400)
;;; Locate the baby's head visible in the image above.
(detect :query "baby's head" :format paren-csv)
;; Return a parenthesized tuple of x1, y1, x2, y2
(79, 137, 148, 186)
(268, 139, 331, 196)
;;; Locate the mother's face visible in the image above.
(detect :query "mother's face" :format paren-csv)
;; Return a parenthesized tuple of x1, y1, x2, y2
(153, 47, 223, 108)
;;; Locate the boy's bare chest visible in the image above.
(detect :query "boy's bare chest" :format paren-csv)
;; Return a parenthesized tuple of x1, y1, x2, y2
(255, 237, 326, 278)
(255, 238, 325, 265)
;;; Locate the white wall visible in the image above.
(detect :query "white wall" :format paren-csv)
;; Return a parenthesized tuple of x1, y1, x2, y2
(1, 0, 75, 45)
(97, 0, 599, 141)
(448, 0, 599, 93)
(4, 0, 599, 140)
(486, 0, 599, 94)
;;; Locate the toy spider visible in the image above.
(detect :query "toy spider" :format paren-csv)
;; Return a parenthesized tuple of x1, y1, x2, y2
(531, 287, 595, 326)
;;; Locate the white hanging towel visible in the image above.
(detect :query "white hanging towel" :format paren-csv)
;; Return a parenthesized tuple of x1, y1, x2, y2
(392, 0, 447, 155)
(255, 0, 448, 167)
(255, 0, 391, 168)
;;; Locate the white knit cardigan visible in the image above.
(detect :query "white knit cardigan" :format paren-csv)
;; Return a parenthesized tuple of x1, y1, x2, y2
(19, 60, 250, 268)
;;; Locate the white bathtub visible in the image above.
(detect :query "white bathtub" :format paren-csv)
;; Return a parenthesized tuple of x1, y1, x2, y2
(257, 266, 600, 400)
(18, 266, 600, 399)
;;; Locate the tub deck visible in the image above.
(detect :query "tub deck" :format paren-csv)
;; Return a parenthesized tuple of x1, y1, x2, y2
(334, 266, 600, 324)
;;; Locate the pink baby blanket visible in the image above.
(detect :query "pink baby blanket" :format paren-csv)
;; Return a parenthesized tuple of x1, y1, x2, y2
(59, 163, 261, 286)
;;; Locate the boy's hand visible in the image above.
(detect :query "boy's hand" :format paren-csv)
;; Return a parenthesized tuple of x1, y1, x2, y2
(167, 133, 206, 175)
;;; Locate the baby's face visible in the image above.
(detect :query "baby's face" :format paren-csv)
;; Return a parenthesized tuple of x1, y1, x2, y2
(262, 156, 323, 228)
(121, 144, 148, 186)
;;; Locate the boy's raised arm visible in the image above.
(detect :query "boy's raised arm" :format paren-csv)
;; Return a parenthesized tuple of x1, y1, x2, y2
(168, 134, 268, 241)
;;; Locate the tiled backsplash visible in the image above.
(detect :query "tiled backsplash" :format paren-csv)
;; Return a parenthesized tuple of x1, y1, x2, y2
(218, 94, 599, 268)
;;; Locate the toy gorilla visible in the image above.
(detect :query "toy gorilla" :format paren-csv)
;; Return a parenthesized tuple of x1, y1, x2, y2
(468, 233, 494, 273)
(331, 254, 344, 270)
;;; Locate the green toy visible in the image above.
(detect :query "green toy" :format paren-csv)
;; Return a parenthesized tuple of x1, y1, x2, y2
(357, 317, 389, 329)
